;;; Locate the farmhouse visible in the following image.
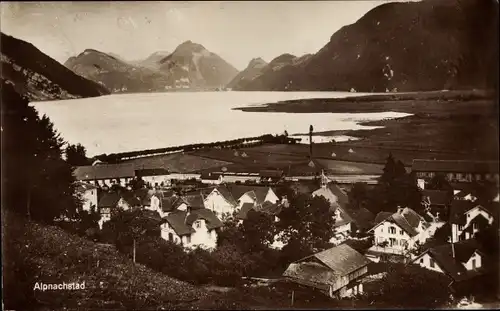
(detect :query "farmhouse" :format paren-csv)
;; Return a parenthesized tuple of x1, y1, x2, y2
(283, 244, 370, 298)
(449, 200, 496, 243)
(160, 206, 223, 250)
(200, 186, 238, 218)
(412, 239, 487, 282)
(73, 163, 135, 187)
(367, 207, 431, 259)
(97, 191, 141, 228)
(75, 181, 98, 212)
(412, 160, 499, 188)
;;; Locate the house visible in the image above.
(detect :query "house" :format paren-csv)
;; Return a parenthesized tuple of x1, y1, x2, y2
(226, 184, 280, 210)
(449, 200, 496, 243)
(75, 181, 98, 212)
(160, 206, 223, 250)
(73, 163, 136, 187)
(135, 168, 171, 188)
(367, 207, 432, 259)
(454, 190, 478, 202)
(346, 208, 375, 233)
(236, 201, 283, 222)
(97, 191, 141, 229)
(200, 186, 238, 218)
(412, 159, 499, 189)
(282, 244, 371, 298)
(200, 172, 223, 185)
(259, 169, 284, 183)
(412, 239, 487, 282)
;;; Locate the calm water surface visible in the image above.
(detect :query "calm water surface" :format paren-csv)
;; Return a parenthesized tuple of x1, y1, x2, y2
(32, 91, 411, 156)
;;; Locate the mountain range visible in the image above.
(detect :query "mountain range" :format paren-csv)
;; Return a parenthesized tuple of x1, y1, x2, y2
(65, 41, 238, 92)
(0, 32, 109, 101)
(232, 0, 499, 92)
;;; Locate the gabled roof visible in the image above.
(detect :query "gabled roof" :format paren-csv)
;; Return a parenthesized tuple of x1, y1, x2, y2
(412, 160, 499, 173)
(164, 209, 223, 236)
(183, 194, 206, 210)
(448, 200, 495, 225)
(226, 184, 273, 204)
(370, 208, 426, 237)
(414, 239, 485, 282)
(259, 201, 282, 216)
(98, 192, 122, 208)
(298, 244, 371, 276)
(73, 163, 136, 180)
(312, 187, 339, 205)
(333, 207, 355, 228)
(161, 196, 187, 212)
(282, 262, 335, 291)
(374, 211, 393, 224)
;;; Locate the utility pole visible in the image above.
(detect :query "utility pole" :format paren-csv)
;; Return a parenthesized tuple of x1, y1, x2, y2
(309, 125, 314, 159)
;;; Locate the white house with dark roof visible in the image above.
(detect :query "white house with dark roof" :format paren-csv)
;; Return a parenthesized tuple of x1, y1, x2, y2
(449, 200, 496, 243)
(367, 207, 432, 258)
(201, 186, 238, 218)
(412, 239, 487, 282)
(226, 184, 280, 210)
(135, 168, 172, 188)
(160, 206, 222, 250)
(283, 244, 371, 298)
(200, 172, 223, 185)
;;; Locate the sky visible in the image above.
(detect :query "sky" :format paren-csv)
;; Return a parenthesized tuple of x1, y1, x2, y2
(1, 1, 418, 70)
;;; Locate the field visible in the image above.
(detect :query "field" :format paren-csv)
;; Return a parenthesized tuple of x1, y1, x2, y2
(121, 152, 232, 173)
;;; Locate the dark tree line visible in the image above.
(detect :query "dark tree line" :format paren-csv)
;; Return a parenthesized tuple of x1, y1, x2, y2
(1, 81, 80, 223)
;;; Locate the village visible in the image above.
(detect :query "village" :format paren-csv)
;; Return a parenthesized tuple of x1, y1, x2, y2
(69, 132, 500, 309)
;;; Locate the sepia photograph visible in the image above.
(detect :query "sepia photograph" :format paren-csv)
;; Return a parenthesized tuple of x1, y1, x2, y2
(1, 0, 499, 309)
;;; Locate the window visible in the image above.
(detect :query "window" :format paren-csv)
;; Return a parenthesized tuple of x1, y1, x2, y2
(472, 259, 476, 269)
(168, 233, 173, 241)
(459, 225, 464, 231)
(400, 229, 404, 235)
(195, 221, 202, 229)
(430, 258, 435, 268)
(389, 227, 396, 234)
(420, 258, 424, 264)
(186, 235, 191, 244)
(473, 223, 477, 230)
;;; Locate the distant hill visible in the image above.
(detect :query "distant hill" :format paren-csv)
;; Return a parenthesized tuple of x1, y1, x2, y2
(226, 57, 268, 89)
(0, 32, 109, 101)
(158, 41, 239, 90)
(237, 0, 499, 92)
(231, 53, 314, 91)
(132, 51, 171, 70)
(65, 49, 172, 93)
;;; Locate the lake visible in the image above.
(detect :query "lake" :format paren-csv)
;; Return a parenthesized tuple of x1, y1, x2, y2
(32, 91, 411, 157)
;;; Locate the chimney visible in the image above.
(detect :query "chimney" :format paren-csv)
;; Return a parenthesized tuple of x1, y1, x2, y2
(397, 206, 404, 214)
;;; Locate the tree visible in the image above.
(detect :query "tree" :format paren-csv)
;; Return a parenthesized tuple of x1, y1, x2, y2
(365, 263, 453, 308)
(65, 143, 90, 166)
(348, 182, 370, 210)
(239, 210, 276, 252)
(1, 81, 79, 223)
(428, 173, 452, 191)
(380, 153, 397, 184)
(277, 193, 335, 254)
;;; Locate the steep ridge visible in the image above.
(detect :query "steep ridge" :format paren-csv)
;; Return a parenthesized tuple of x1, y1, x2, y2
(238, 0, 499, 92)
(0, 32, 109, 101)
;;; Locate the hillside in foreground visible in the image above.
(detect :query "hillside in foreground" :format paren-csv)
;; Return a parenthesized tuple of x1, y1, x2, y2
(1, 210, 244, 310)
